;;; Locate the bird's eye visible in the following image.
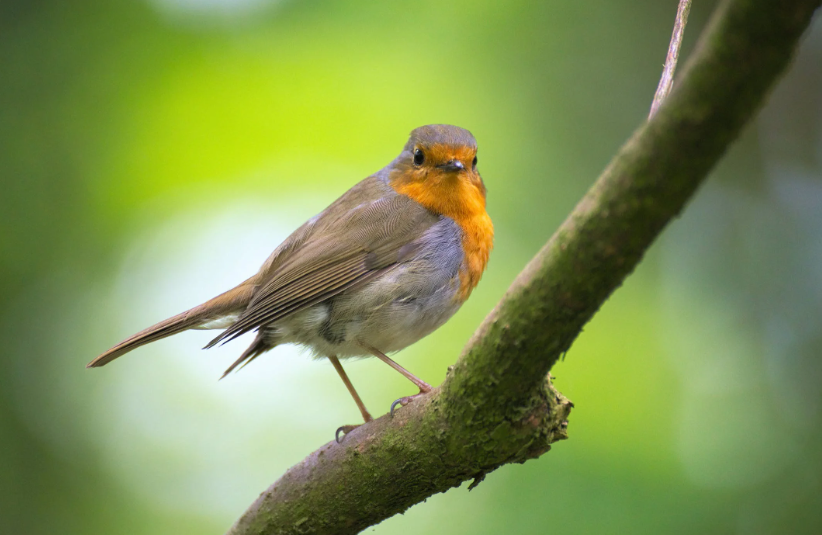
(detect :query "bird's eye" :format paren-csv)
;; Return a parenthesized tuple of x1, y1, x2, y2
(472, 155, 478, 168)
(413, 148, 425, 166)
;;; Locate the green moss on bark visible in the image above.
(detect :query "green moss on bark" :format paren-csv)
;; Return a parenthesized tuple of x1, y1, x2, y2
(229, 380, 571, 535)
(228, 1, 822, 533)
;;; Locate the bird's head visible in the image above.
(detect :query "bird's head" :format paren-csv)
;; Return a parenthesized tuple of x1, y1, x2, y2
(389, 124, 486, 217)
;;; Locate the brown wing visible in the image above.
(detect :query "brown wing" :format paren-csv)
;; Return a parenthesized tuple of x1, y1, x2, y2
(205, 191, 438, 348)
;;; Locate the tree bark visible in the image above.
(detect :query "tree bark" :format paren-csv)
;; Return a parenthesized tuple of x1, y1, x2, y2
(227, 1, 822, 533)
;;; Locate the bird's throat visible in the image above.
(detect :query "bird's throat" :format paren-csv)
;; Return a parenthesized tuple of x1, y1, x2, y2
(391, 177, 493, 301)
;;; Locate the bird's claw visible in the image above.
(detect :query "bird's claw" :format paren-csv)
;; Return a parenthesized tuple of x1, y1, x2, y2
(390, 392, 425, 416)
(335, 424, 361, 443)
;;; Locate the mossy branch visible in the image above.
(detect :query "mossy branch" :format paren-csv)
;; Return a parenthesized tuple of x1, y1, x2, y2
(227, 1, 821, 533)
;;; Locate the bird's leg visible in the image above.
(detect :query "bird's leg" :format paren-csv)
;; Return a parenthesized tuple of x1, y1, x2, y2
(360, 342, 432, 415)
(329, 355, 372, 442)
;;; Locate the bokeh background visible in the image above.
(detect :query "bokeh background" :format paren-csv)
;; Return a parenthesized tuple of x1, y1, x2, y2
(2, 1, 821, 533)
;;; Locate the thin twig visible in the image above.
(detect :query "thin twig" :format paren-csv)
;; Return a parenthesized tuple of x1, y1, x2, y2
(650, 0, 693, 118)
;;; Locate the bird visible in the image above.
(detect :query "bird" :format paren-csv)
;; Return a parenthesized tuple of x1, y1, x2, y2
(88, 124, 493, 439)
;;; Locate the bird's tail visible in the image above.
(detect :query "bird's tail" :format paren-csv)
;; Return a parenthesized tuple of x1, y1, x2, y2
(87, 282, 256, 368)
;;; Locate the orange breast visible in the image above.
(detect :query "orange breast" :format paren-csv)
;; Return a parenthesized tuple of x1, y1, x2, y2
(456, 209, 494, 300)
(391, 175, 493, 302)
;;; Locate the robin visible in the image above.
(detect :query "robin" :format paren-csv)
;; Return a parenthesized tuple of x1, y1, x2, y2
(88, 124, 493, 439)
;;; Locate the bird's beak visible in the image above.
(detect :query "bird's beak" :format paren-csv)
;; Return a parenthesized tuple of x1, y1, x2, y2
(437, 160, 465, 172)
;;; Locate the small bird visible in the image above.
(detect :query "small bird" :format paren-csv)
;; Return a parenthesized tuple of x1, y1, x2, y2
(88, 124, 493, 438)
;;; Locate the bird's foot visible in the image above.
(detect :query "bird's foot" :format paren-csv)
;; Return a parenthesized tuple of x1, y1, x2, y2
(335, 424, 361, 443)
(390, 389, 429, 416)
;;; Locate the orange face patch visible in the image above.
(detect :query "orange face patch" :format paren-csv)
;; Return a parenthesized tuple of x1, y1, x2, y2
(425, 144, 476, 169)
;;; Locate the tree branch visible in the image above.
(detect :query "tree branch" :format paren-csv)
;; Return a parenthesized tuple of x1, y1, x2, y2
(227, 0, 821, 533)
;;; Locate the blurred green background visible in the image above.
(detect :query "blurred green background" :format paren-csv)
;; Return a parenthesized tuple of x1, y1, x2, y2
(2, 0, 821, 533)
